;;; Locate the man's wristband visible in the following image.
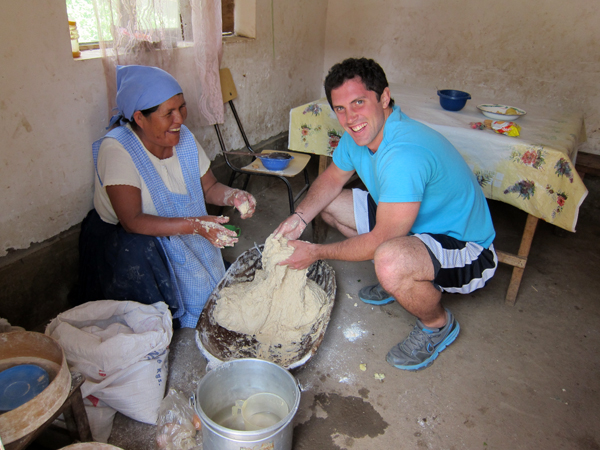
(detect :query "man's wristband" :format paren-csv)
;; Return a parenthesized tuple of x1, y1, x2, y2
(294, 212, 308, 226)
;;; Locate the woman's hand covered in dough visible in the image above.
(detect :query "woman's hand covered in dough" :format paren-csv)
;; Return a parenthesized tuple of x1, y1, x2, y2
(188, 216, 238, 249)
(273, 213, 306, 241)
(232, 190, 256, 219)
(278, 240, 317, 270)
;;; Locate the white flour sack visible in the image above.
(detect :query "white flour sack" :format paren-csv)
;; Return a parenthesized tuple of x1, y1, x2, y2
(46, 300, 173, 442)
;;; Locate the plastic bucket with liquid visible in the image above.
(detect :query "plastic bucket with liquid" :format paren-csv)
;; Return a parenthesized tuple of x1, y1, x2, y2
(194, 358, 300, 450)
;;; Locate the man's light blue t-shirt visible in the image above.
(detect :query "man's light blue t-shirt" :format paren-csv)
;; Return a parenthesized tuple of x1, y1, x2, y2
(332, 106, 495, 248)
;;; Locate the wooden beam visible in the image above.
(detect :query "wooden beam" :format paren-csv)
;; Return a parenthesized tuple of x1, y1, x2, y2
(500, 214, 539, 306)
(496, 250, 527, 269)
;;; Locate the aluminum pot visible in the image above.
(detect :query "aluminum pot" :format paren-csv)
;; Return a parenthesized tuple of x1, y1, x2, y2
(194, 358, 300, 450)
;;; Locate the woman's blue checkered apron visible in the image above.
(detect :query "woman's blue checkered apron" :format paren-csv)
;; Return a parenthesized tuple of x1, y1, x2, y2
(92, 125, 225, 327)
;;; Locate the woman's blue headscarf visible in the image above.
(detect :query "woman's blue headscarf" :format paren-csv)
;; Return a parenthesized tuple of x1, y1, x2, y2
(108, 65, 183, 129)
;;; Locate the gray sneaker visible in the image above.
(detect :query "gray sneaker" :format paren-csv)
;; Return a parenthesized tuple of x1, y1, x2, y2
(386, 309, 460, 371)
(358, 283, 395, 305)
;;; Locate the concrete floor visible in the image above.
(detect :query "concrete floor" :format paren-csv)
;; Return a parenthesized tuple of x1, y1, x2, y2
(89, 172, 600, 449)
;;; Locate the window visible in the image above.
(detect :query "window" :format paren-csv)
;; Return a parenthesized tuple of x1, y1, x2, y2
(66, 0, 103, 46)
(222, 0, 234, 35)
(66, 0, 240, 53)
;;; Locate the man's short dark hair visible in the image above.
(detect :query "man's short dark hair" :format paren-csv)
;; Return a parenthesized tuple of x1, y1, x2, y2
(324, 58, 395, 109)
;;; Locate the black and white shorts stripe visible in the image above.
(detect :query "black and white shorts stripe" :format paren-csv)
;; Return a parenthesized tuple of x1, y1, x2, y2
(415, 233, 498, 294)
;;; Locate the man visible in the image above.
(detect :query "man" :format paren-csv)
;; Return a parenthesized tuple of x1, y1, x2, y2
(274, 58, 497, 371)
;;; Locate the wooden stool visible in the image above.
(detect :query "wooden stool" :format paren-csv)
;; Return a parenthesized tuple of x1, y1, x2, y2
(5, 371, 92, 450)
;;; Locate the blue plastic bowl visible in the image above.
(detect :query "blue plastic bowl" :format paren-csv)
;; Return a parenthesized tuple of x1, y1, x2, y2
(437, 90, 471, 111)
(0, 364, 50, 412)
(258, 153, 293, 171)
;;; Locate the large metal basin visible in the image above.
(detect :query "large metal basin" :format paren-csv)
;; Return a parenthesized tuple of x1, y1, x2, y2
(0, 331, 71, 444)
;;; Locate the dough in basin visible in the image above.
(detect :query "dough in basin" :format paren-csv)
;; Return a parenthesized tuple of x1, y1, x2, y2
(213, 234, 328, 362)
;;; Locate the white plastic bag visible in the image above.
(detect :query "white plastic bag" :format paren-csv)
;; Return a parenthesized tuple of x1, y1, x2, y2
(46, 300, 173, 442)
(156, 389, 202, 450)
(82, 397, 118, 443)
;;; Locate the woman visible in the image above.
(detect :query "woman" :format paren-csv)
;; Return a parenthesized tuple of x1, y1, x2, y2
(79, 65, 256, 328)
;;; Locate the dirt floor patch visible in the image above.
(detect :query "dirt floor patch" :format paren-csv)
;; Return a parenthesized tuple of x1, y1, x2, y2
(293, 392, 388, 449)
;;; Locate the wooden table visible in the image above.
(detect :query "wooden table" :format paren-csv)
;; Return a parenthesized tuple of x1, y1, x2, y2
(576, 152, 600, 178)
(287, 88, 589, 305)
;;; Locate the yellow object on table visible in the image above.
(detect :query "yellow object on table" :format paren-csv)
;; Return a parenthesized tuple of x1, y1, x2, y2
(288, 87, 588, 233)
(470, 120, 521, 137)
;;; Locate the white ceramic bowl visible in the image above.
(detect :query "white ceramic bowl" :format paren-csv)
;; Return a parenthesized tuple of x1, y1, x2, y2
(477, 104, 526, 121)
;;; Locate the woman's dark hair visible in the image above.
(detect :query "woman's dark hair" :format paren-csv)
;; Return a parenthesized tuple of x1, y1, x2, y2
(139, 104, 161, 117)
(126, 104, 160, 129)
(324, 58, 394, 109)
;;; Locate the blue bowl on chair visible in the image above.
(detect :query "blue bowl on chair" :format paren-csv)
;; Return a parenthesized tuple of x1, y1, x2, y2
(437, 90, 471, 111)
(257, 152, 294, 171)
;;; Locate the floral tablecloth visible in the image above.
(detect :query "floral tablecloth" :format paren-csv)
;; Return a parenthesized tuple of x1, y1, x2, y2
(288, 86, 588, 232)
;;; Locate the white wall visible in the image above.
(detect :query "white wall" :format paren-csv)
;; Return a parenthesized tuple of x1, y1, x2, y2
(0, 0, 109, 257)
(0, 0, 327, 257)
(214, 0, 328, 157)
(323, 0, 599, 154)
(3, 0, 598, 257)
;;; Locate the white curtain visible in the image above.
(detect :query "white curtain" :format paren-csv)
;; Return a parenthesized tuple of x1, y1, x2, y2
(94, 0, 224, 127)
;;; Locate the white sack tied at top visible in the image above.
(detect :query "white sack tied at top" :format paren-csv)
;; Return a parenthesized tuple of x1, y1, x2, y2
(46, 300, 173, 441)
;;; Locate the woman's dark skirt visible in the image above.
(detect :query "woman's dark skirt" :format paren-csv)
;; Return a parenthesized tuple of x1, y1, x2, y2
(77, 209, 180, 324)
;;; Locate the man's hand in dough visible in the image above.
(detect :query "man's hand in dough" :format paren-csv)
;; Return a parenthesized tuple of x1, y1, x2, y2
(273, 213, 306, 241)
(278, 240, 317, 270)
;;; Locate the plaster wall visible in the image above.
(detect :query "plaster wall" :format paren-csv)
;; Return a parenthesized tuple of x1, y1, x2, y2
(0, 0, 108, 258)
(0, 0, 327, 257)
(212, 0, 328, 159)
(323, 0, 599, 154)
